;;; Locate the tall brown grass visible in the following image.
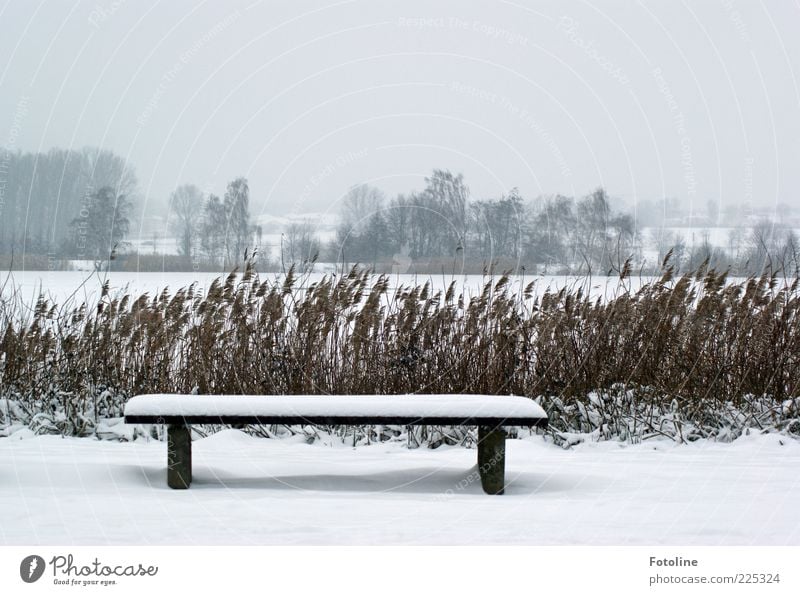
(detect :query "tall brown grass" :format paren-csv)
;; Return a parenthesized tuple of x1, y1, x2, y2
(1, 259, 798, 444)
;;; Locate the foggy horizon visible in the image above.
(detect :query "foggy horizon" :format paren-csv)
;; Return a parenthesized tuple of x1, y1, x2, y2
(1, 0, 798, 223)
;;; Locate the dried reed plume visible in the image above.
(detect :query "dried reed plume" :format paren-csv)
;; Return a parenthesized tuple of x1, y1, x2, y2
(1, 258, 798, 445)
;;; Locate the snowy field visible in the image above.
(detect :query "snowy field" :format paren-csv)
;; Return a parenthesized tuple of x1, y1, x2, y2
(2, 430, 798, 545)
(1, 269, 692, 308)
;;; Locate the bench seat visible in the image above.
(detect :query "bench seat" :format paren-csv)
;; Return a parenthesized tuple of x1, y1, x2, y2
(124, 394, 548, 495)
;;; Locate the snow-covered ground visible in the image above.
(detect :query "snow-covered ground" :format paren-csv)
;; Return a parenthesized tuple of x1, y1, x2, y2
(0, 269, 701, 308)
(2, 430, 798, 545)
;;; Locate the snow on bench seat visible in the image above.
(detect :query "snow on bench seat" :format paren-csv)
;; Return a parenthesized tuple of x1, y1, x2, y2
(124, 394, 548, 427)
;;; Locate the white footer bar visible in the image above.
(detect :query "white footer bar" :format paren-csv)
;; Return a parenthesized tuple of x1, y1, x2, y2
(1, 546, 797, 594)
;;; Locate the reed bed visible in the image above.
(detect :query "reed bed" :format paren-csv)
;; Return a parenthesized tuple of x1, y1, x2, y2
(1, 259, 798, 446)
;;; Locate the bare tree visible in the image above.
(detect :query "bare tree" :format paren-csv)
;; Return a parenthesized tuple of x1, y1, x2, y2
(67, 186, 132, 263)
(223, 177, 253, 266)
(525, 194, 576, 267)
(336, 184, 385, 264)
(340, 184, 385, 230)
(82, 147, 138, 198)
(470, 189, 524, 261)
(424, 169, 469, 255)
(169, 184, 204, 257)
(200, 194, 226, 265)
(576, 187, 611, 273)
(284, 219, 320, 269)
(746, 220, 788, 273)
(784, 229, 800, 275)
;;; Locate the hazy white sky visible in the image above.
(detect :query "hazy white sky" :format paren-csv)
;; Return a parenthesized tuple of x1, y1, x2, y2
(1, 0, 798, 222)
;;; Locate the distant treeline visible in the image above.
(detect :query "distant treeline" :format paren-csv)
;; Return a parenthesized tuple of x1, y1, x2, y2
(297, 172, 799, 277)
(0, 147, 259, 272)
(0, 147, 136, 259)
(1, 148, 798, 276)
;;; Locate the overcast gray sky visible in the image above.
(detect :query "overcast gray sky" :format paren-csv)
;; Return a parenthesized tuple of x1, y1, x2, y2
(1, 0, 798, 222)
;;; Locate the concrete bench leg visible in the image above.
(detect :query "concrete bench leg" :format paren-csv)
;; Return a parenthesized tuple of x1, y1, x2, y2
(478, 426, 506, 495)
(167, 423, 192, 489)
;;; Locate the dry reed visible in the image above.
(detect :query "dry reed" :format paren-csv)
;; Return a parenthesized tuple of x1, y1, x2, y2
(1, 258, 798, 445)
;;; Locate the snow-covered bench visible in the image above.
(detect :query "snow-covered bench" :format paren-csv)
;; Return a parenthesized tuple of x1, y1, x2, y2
(124, 394, 548, 495)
